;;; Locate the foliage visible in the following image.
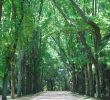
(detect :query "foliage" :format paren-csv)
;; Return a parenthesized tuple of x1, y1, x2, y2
(0, 0, 110, 98)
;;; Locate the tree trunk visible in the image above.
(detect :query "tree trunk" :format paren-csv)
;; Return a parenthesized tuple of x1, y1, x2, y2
(64, 77, 69, 91)
(0, 0, 3, 21)
(71, 64, 76, 92)
(107, 70, 110, 98)
(88, 63, 94, 96)
(33, 64, 41, 93)
(32, 30, 41, 93)
(78, 32, 100, 97)
(94, 60, 100, 97)
(10, 0, 16, 98)
(17, 50, 24, 97)
(81, 66, 85, 94)
(85, 64, 89, 95)
(32, 57, 38, 93)
(10, 0, 24, 98)
(2, 72, 8, 100)
(69, 1, 101, 96)
(11, 65, 16, 99)
(21, 57, 26, 96)
(26, 64, 32, 94)
(92, 0, 97, 16)
(2, 51, 11, 100)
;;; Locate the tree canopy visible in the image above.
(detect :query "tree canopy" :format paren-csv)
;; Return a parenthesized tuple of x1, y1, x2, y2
(0, 0, 110, 100)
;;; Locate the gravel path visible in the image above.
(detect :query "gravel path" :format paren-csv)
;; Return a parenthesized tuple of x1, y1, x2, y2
(0, 91, 99, 100)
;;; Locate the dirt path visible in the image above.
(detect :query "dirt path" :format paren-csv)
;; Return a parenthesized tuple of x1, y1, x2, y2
(2, 91, 99, 100)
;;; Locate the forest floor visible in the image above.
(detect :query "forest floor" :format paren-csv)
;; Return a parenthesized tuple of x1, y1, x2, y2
(4, 91, 100, 100)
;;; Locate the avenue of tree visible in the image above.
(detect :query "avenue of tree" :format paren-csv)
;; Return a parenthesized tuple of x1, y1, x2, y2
(0, 0, 110, 100)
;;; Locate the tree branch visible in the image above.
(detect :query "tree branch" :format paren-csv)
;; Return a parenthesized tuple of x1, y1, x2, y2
(69, 0, 101, 50)
(0, 0, 3, 22)
(78, 31, 96, 64)
(38, 0, 44, 20)
(52, 0, 70, 24)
